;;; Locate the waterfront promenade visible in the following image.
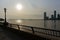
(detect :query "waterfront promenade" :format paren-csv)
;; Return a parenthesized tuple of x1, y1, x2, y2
(0, 23, 60, 40)
(0, 25, 49, 40)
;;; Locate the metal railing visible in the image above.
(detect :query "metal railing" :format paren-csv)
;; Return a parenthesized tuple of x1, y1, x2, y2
(8, 23, 60, 37)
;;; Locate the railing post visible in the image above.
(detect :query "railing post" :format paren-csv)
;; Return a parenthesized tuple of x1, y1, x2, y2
(59, 32, 60, 37)
(55, 32, 57, 37)
(53, 31, 55, 36)
(17, 25, 20, 30)
(10, 24, 12, 28)
(31, 27, 34, 34)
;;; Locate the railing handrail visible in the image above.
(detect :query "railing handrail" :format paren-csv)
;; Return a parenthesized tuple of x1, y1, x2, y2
(9, 23, 60, 32)
(8, 23, 60, 37)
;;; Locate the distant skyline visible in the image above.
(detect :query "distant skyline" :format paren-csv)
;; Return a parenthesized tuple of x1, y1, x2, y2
(0, 0, 60, 19)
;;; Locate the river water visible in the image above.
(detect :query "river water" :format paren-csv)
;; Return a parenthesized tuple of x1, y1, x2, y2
(7, 19, 60, 30)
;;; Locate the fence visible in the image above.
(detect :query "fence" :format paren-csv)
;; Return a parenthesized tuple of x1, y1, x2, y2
(8, 23, 60, 37)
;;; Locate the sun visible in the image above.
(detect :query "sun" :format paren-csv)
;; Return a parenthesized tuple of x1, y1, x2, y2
(16, 4, 22, 10)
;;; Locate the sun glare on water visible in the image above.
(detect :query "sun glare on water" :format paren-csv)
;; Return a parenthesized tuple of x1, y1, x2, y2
(16, 20, 22, 23)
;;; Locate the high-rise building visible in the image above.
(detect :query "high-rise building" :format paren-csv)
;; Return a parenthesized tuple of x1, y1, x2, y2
(51, 15, 54, 20)
(57, 14, 60, 20)
(44, 12, 47, 20)
(46, 16, 49, 20)
(54, 10, 56, 20)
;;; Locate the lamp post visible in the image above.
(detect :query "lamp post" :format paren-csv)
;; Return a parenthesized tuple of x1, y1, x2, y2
(4, 8, 7, 25)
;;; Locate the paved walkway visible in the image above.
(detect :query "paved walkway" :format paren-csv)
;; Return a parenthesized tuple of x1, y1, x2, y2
(0, 26, 49, 40)
(0, 27, 11, 40)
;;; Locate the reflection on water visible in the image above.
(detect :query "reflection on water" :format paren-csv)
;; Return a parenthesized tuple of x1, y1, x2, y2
(7, 19, 60, 30)
(16, 20, 22, 23)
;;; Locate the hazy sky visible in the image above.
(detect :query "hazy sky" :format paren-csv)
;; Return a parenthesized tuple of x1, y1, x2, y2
(0, 0, 60, 19)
